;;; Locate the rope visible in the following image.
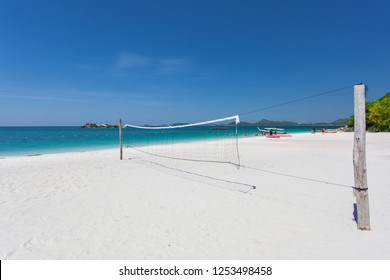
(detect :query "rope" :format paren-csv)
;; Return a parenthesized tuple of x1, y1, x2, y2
(240, 164, 355, 190)
(136, 158, 256, 193)
(239, 85, 354, 117)
(236, 84, 358, 190)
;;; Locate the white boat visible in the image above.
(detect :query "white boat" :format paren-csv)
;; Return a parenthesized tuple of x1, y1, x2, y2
(257, 127, 292, 137)
(264, 128, 287, 134)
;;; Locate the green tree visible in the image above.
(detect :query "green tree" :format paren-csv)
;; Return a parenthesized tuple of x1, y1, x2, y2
(366, 101, 374, 128)
(368, 93, 390, 131)
(347, 115, 354, 127)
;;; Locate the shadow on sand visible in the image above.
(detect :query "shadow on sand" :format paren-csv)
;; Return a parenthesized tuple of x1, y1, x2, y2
(353, 203, 358, 225)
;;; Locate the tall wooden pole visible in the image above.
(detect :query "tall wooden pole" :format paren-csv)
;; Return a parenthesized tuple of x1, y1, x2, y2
(353, 84, 370, 230)
(119, 118, 123, 160)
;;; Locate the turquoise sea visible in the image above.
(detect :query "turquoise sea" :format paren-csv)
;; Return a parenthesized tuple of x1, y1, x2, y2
(0, 126, 341, 157)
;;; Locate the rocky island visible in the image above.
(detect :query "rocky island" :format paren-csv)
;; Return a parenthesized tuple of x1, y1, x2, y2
(81, 123, 118, 128)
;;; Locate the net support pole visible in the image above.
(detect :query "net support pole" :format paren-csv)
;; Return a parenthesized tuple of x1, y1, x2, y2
(353, 84, 370, 230)
(119, 118, 123, 160)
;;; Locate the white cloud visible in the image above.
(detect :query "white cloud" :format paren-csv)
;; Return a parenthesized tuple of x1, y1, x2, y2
(0, 87, 169, 107)
(158, 58, 188, 75)
(75, 52, 189, 77)
(113, 52, 150, 69)
(0, 91, 88, 103)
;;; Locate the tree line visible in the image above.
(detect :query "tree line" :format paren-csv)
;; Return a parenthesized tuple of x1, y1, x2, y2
(347, 92, 390, 132)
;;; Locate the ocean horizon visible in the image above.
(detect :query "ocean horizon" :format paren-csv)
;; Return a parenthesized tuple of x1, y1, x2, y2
(0, 125, 342, 157)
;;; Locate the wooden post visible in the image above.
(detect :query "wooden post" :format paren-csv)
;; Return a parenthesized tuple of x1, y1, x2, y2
(353, 84, 370, 230)
(119, 118, 123, 160)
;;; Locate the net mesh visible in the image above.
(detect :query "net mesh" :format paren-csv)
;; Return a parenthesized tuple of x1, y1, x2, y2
(123, 115, 240, 166)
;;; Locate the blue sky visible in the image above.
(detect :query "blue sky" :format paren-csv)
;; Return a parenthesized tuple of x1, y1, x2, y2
(0, 0, 389, 126)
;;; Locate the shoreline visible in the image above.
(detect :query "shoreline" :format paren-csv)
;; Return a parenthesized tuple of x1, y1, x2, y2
(0, 126, 343, 158)
(1, 129, 344, 159)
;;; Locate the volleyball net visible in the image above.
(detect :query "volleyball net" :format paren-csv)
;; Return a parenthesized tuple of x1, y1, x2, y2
(123, 115, 241, 166)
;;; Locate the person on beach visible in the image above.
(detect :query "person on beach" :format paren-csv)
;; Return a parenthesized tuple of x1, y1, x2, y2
(312, 128, 316, 134)
(321, 127, 325, 133)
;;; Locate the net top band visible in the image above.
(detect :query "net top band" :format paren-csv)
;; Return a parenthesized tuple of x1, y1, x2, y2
(123, 115, 240, 129)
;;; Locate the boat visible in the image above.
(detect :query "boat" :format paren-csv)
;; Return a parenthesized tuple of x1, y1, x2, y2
(257, 127, 292, 137)
(264, 128, 288, 134)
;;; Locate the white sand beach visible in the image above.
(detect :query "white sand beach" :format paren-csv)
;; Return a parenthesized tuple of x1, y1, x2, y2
(1, 132, 389, 259)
